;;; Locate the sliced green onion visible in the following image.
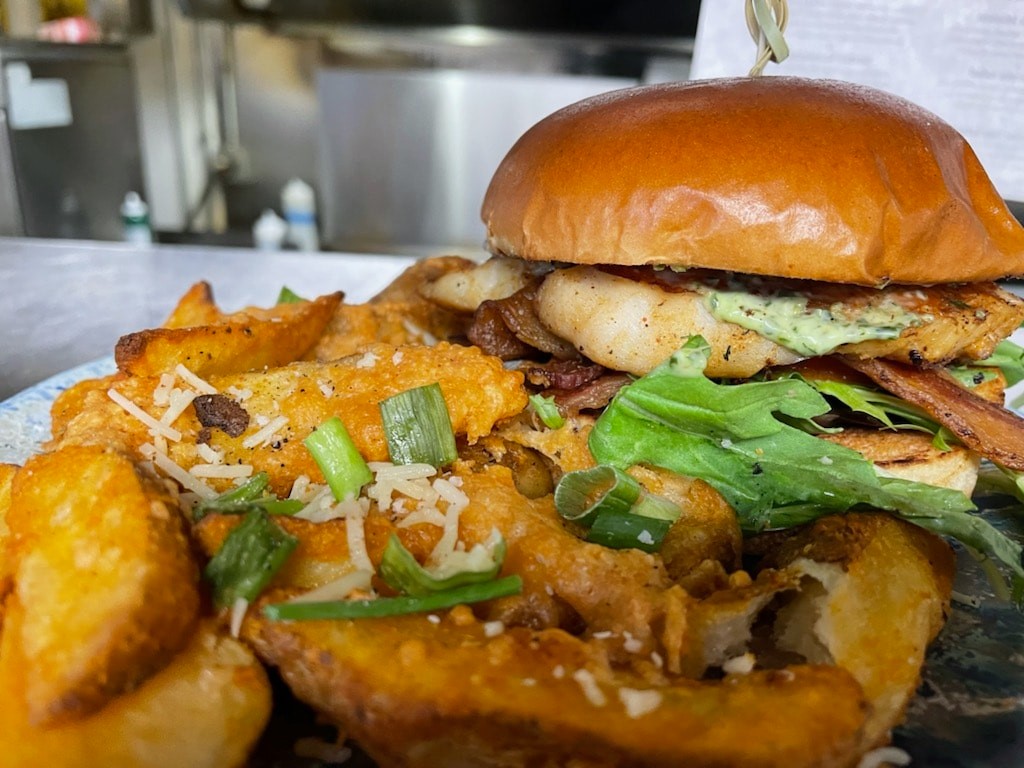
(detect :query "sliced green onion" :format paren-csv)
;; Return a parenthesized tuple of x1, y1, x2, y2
(379, 531, 506, 596)
(276, 286, 305, 304)
(193, 471, 270, 521)
(554, 465, 641, 527)
(630, 493, 683, 522)
(263, 574, 523, 621)
(304, 416, 373, 501)
(379, 383, 457, 467)
(192, 471, 305, 520)
(204, 509, 299, 608)
(529, 394, 565, 429)
(586, 511, 672, 554)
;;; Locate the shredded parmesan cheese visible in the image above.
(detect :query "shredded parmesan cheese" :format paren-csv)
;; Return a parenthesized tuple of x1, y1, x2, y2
(148, 449, 216, 499)
(618, 688, 663, 719)
(229, 597, 249, 638)
(174, 363, 217, 394)
(344, 501, 374, 573)
(189, 463, 254, 480)
(355, 351, 379, 369)
(160, 388, 198, 427)
(722, 653, 756, 675)
(288, 570, 374, 604)
(196, 442, 223, 464)
(152, 373, 176, 406)
(108, 389, 182, 442)
(241, 415, 289, 449)
(572, 669, 607, 707)
(857, 746, 912, 768)
(483, 620, 505, 638)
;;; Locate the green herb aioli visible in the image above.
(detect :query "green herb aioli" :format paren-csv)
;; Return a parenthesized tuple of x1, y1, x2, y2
(704, 290, 923, 357)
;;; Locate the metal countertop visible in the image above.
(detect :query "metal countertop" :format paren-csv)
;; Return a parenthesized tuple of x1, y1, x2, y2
(0, 237, 417, 400)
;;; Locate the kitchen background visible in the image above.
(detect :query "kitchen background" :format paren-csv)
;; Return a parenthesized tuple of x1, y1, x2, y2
(0, 0, 700, 255)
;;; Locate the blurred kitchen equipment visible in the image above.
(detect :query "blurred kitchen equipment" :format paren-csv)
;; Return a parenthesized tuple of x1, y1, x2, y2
(120, 190, 152, 244)
(0, 39, 144, 240)
(252, 207, 286, 251)
(281, 176, 319, 251)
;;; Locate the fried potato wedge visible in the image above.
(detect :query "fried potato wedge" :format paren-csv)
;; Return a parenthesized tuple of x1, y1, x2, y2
(757, 513, 955, 750)
(115, 291, 342, 378)
(0, 615, 271, 768)
(244, 605, 867, 768)
(0, 463, 16, 627)
(55, 343, 528, 495)
(7, 446, 199, 724)
(311, 300, 468, 361)
(162, 280, 225, 329)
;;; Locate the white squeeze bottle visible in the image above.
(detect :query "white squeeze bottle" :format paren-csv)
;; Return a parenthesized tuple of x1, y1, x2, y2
(281, 178, 320, 251)
(121, 191, 153, 245)
(252, 209, 288, 251)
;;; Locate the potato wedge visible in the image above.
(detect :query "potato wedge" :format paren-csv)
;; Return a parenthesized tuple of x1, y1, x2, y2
(55, 343, 528, 495)
(244, 604, 867, 768)
(7, 446, 199, 724)
(0, 463, 16, 628)
(115, 291, 342, 378)
(162, 281, 225, 329)
(312, 300, 468, 361)
(0, 614, 271, 768)
(758, 513, 955, 750)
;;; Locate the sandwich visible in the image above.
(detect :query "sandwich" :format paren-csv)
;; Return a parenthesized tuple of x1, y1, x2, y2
(414, 76, 1024, 758)
(425, 76, 1024, 588)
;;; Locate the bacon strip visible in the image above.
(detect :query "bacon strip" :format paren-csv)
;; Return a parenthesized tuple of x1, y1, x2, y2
(843, 356, 1024, 471)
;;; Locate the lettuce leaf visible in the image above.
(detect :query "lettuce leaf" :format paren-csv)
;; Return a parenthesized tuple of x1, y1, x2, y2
(589, 337, 1024, 598)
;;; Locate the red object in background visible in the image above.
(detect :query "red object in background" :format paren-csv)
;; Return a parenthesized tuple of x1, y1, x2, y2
(37, 16, 101, 43)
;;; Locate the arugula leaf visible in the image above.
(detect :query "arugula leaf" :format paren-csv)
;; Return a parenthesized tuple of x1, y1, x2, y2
(796, 376, 956, 451)
(979, 340, 1024, 387)
(589, 337, 1024, 598)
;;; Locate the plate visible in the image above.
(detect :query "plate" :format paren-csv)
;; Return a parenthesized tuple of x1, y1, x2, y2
(1, 360, 1022, 767)
(0, 357, 115, 465)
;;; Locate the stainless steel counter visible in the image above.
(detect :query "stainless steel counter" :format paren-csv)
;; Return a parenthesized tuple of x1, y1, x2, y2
(0, 237, 416, 400)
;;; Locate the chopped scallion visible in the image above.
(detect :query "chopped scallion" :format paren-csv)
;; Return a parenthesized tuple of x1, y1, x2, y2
(204, 509, 299, 608)
(193, 471, 270, 521)
(586, 511, 672, 554)
(263, 574, 523, 621)
(192, 471, 303, 520)
(379, 531, 506, 596)
(554, 465, 641, 527)
(277, 286, 305, 304)
(529, 394, 565, 429)
(304, 416, 373, 501)
(379, 383, 457, 467)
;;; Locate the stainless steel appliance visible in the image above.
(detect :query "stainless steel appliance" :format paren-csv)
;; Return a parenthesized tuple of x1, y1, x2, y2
(0, 40, 144, 240)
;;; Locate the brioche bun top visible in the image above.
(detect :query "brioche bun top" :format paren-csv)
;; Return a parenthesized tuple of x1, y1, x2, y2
(481, 77, 1024, 286)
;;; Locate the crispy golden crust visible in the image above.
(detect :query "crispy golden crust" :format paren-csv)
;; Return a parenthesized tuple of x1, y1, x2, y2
(244, 608, 868, 768)
(755, 514, 955, 750)
(7, 446, 199, 725)
(0, 618, 272, 768)
(52, 343, 528, 495)
(482, 78, 1024, 285)
(115, 292, 342, 378)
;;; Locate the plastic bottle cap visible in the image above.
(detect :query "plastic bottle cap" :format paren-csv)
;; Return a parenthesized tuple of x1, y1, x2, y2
(121, 191, 148, 218)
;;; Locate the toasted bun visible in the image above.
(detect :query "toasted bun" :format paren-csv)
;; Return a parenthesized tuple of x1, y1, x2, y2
(481, 77, 1024, 286)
